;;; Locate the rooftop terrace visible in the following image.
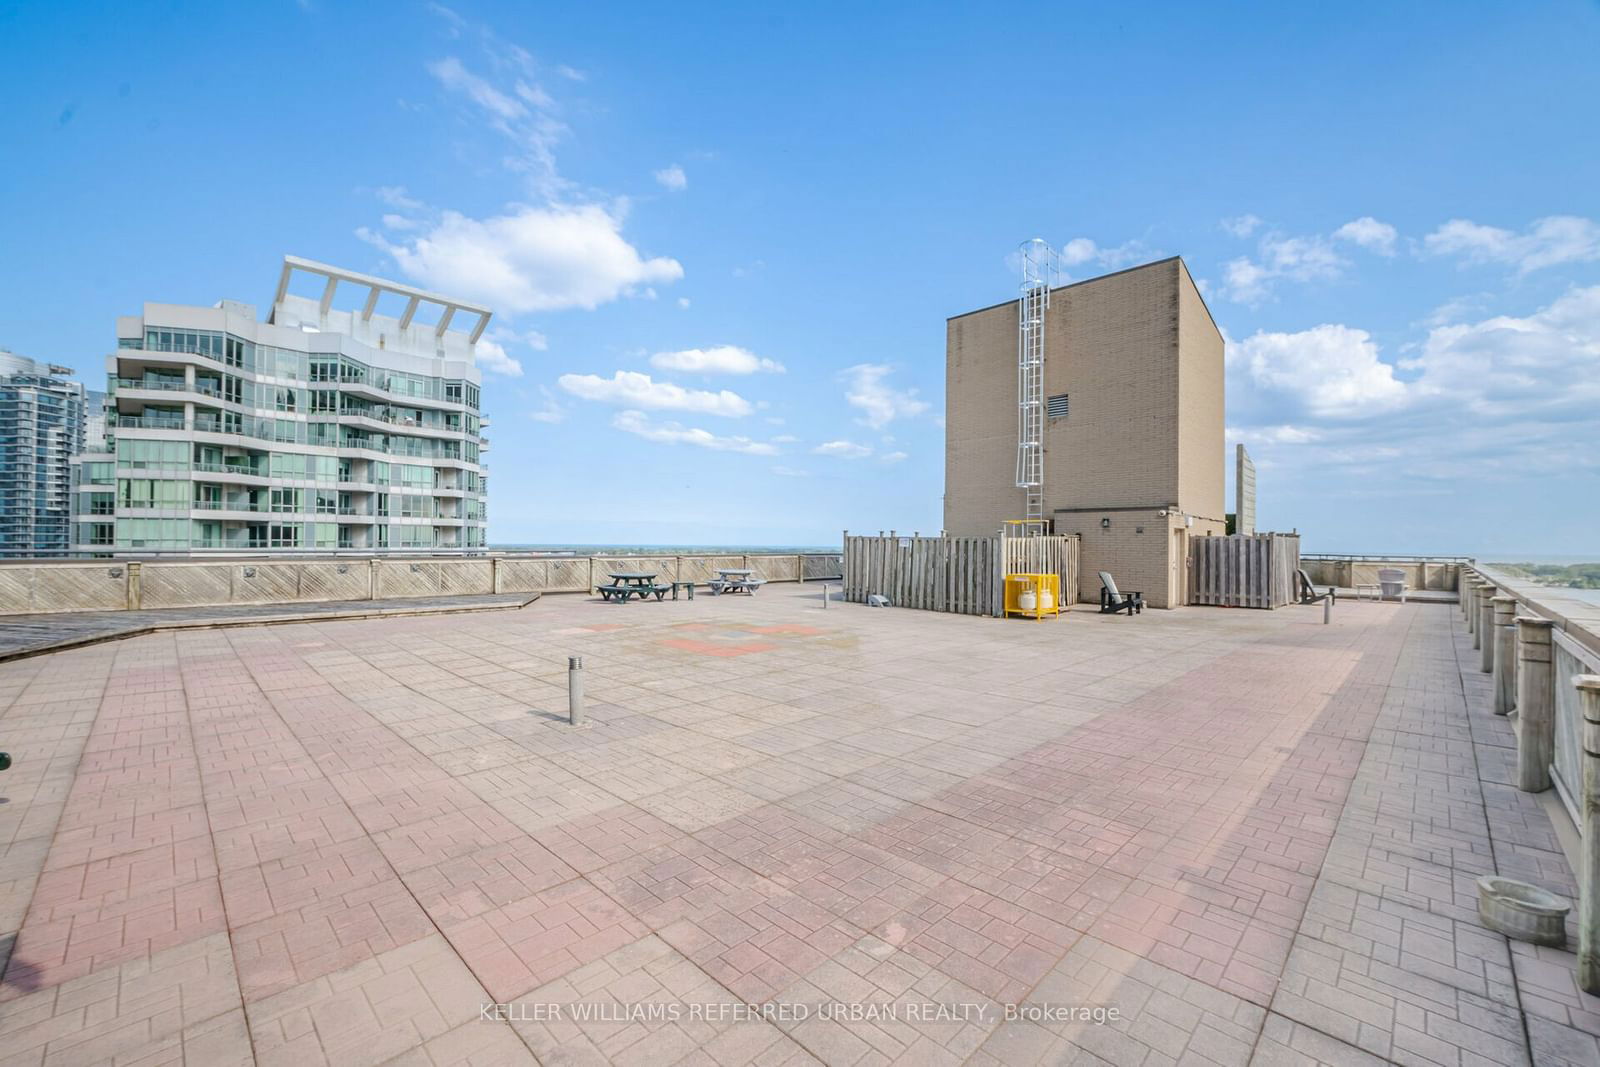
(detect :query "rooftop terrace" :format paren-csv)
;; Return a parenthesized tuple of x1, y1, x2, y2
(0, 584, 1592, 1065)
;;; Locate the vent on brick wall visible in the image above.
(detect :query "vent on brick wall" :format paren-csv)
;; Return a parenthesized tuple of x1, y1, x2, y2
(1046, 393, 1069, 419)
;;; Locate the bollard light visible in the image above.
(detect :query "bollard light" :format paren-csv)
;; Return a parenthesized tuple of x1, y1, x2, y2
(568, 656, 585, 726)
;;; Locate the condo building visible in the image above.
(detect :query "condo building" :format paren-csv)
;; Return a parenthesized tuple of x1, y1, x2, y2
(73, 257, 493, 556)
(944, 256, 1225, 608)
(0, 351, 93, 558)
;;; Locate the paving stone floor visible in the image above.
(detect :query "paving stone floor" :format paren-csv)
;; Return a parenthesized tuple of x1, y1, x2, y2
(0, 584, 1590, 1065)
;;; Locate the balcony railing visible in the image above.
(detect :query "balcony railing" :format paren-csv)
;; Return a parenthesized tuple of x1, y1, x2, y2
(115, 416, 472, 461)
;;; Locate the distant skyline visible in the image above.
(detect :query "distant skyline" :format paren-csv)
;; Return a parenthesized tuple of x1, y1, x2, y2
(1, 2, 1596, 555)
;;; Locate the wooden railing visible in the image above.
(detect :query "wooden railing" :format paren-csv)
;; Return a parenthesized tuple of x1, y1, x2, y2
(1189, 533, 1300, 609)
(842, 533, 1078, 616)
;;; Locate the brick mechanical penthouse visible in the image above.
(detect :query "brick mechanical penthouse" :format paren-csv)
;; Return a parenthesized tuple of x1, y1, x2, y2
(944, 256, 1225, 608)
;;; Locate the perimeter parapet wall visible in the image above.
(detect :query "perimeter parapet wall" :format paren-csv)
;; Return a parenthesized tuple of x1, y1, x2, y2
(0, 552, 843, 615)
(1300, 555, 1467, 592)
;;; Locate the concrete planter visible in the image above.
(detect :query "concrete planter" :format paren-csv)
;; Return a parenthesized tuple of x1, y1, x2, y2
(1476, 876, 1570, 946)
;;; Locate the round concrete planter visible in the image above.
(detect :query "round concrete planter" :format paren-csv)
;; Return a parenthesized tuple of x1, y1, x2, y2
(1476, 876, 1570, 946)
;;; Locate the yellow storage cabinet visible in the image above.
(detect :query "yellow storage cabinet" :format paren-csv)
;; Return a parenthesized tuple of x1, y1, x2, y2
(1004, 573, 1060, 621)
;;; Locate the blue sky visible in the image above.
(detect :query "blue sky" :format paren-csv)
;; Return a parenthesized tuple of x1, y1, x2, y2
(1, 2, 1597, 555)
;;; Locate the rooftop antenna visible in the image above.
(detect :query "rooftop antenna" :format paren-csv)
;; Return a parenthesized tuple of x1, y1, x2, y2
(1015, 238, 1058, 528)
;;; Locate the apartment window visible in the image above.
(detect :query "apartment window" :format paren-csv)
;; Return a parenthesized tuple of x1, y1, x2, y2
(313, 490, 337, 515)
(269, 524, 301, 548)
(310, 389, 338, 413)
(269, 452, 307, 479)
(1047, 393, 1069, 419)
(273, 350, 303, 379)
(309, 359, 338, 383)
(445, 382, 463, 403)
(270, 488, 301, 513)
(117, 440, 189, 469)
(115, 518, 189, 548)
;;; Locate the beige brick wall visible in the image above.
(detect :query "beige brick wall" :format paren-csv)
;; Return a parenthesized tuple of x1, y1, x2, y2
(1176, 260, 1226, 523)
(943, 257, 1226, 608)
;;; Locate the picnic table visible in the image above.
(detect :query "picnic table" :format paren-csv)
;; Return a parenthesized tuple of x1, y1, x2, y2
(597, 571, 669, 602)
(709, 568, 767, 596)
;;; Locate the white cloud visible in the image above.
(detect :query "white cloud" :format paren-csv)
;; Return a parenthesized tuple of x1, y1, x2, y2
(1222, 232, 1346, 304)
(429, 56, 526, 122)
(1220, 214, 1262, 239)
(474, 337, 524, 377)
(649, 345, 783, 375)
(677, 297, 691, 309)
(381, 213, 418, 231)
(1402, 283, 1600, 413)
(529, 385, 565, 423)
(879, 451, 909, 464)
(556, 64, 585, 81)
(842, 364, 929, 429)
(771, 434, 797, 444)
(612, 410, 777, 454)
(473, 326, 548, 379)
(376, 185, 424, 211)
(654, 164, 687, 191)
(558, 370, 751, 417)
(1231, 324, 1406, 418)
(1226, 424, 1320, 446)
(1333, 216, 1397, 256)
(1423, 215, 1600, 274)
(813, 440, 872, 459)
(1225, 286, 1600, 484)
(361, 202, 682, 313)
(771, 465, 809, 478)
(1060, 237, 1156, 271)
(1060, 238, 1098, 266)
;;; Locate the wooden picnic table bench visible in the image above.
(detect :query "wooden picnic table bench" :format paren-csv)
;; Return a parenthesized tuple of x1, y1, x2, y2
(709, 569, 767, 595)
(599, 572, 670, 602)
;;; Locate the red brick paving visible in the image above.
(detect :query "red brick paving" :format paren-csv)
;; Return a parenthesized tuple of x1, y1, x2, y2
(0, 584, 1570, 1064)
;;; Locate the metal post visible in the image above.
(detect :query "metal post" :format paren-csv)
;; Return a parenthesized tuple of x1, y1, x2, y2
(1516, 617, 1556, 792)
(1577, 675, 1600, 993)
(1479, 587, 1495, 672)
(1470, 582, 1483, 643)
(568, 656, 585, 726)
(1492, 596, 1517, 715)
(1323, 595, 1331, 625)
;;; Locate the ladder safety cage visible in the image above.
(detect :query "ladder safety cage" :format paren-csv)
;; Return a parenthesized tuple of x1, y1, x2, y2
(1014, 239, 1058, 522)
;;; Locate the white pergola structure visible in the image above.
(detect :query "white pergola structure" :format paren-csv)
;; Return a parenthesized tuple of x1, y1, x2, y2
(270, 255, 493, 344)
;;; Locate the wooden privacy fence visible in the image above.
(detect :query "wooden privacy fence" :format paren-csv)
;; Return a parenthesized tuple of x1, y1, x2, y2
(842, 533, 1079, 617)
(1188, 532, 1300, 609)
